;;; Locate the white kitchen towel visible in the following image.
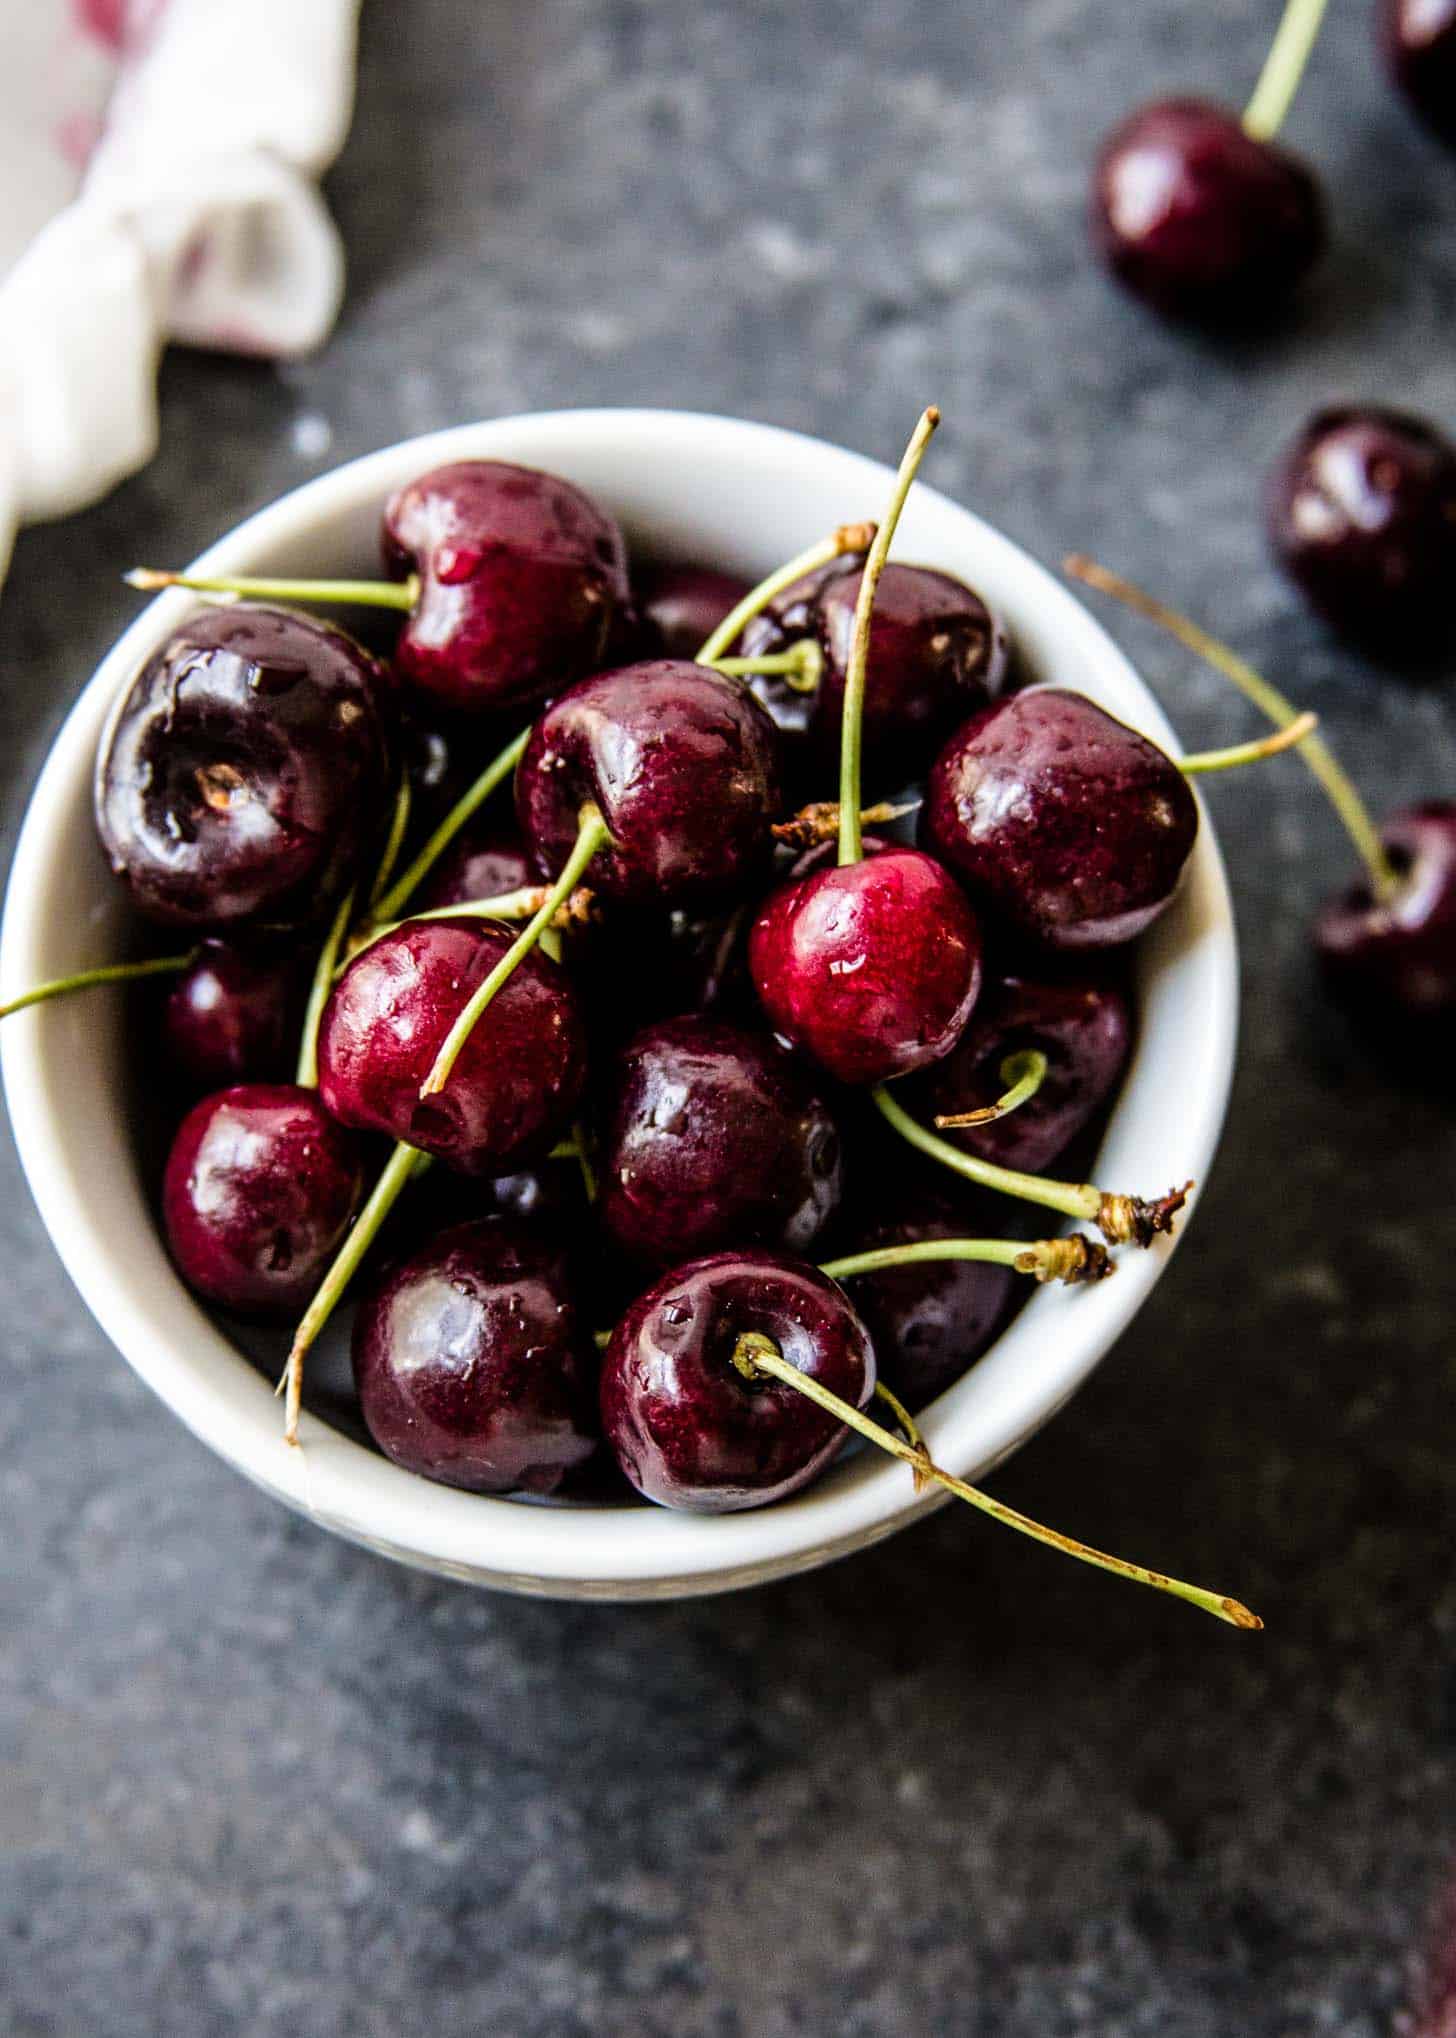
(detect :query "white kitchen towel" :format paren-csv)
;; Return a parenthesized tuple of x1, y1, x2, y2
(0, 0, 360, 582)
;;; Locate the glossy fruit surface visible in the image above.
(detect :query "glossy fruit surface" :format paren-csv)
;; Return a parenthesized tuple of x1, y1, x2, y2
(382, 460, 629, 715)
(161, 940, 303, 1096)
(516, 660, 783, 908)
(1382, 0, 1456, 145)
(749, 845, 982, 1084)
(923, 689, 1198, 951)
(1090, 97, 1325, 321)
(96, 605, 390, 929)
(416, 827, 536, 910)
(634, 563, 750, 659)
(1268, 406, 1456, 651)
(597, 1018, 844, 1267)
(162, 1083, 363, 1316)
(916, 969, 1134, 1174)
(600, 1250, 874, 1512)
(319, 916, 586, 1171)
(1315, 802, 1456, 1018)
(352, 1216, 597, 1494)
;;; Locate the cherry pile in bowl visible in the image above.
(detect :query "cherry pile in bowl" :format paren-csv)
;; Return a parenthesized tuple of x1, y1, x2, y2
(15, 409, 1314, 1627)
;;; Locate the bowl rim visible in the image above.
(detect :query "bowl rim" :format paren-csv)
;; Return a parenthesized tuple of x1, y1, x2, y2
(0, 406, 1238, 1600)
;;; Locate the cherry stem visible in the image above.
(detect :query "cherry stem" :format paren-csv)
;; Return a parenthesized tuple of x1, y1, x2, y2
(372, 727, 531, 923)
(708, 640, 824, 695)
(694, 522, 879, 666)
(125, 567, 419, 613)
(344, 886, 595, 974)
(872, 1084, 1190, 1250)
(296, 885, 357, 1088)
(1065, 555, 1401, 904)
(822, 1231, 1113, 1285)
(841, 408, 941, 865)
(0, 949, 197, 1023)
(771, 798, 918, 852)
(281, 1139, 429, 1445)
(872, 1380, 934, 1488)
(934, 1049, 1048, 1130)
(368, 780, 414, 912)
(419, 805, 611, 1098)
(729, 1333, 1259, 1628)
(1242, 0, 1331, 140)
(1178, 712, 1318, 777)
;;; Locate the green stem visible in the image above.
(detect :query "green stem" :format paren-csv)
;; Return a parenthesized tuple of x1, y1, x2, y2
(296, 887, 357, 1087)
(871, 1084, 1189, 1250)
(343, 886, 581, 975)
(372, 727, 530, 923)
(729, 1335, 1261, 1629)
(1179, 712, 1318, 777)
(934, 1048, 1048, 1131)
(840, 408, 941, 865)
(0, 949, 196, 1022)
(1242, 0, 1331, 140)
(695, 523, 877, 666)
(420, 807, 610, 1098)
(708, 641, 824, 695)
(281, 1139, 427, 1444)
(822, 1231, 1112, 1285)
(1065, 555, 1400, 903)
(368, 780, 413, 912)
(125, 567, 418, 613)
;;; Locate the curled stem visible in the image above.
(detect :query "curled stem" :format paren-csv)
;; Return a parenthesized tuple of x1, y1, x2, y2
(694, 523, 878, 666)
(872, 1084, 1189, 1250)
(1242, 0, 1331, 140)
(126, 567, 419, 612)
(296, 886, 357, 1088)
(1179, 712, 1318, 777)
(935, 1048, 1048, 1130)
(372, 726, 530, 923)
(1065, 554, 1400, 903)
(729, 1334, 1261, 1629)
(840, 408, 941, 866)
(0, 949, 196, 1023)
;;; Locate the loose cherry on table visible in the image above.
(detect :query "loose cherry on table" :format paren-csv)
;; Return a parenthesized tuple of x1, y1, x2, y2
(1089, 0, 1329, 322)
(96, 605, 391, 929)
(352, 1215, 598, 1495)
(129, 459, 632, 718)
(161, 939, 305, 1096)
(596, 1016, 844, 1269)
(1381, 0, 1456, 146)
(162, 1083, 364, 1317)
(1267, 406, 1456, 656)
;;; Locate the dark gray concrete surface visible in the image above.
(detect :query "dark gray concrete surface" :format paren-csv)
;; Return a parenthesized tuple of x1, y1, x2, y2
(3, 2, 1456, 2031)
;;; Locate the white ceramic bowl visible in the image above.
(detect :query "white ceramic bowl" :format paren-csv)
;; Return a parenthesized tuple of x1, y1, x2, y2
(0, 409, 1237, 1599)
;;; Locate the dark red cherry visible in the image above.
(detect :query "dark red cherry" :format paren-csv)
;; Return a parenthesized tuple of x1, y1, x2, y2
(162, 1084, 364, 1317)
(600, 1250, 874, 1512)
(597, 1018, 844, 1268)
(516, 661, 783, 908)
(96, 605, 390, 929)
(352, 1216, 597, 1494)
(923, 689, 1198, 951)
(1268, 406, 1456, 652)
(160, 939, 304, 1096)
(1315, 802, 1456, 1019)
(634, 563, 750, 660)
(382, 460, 630, 715)
(749, 845, 982, 1084)
(915, 968, 1134, 1175)
(415, 826, 535, 910)
(318, 916, 586, 1172)
(835, 1190, 1016, 1412)
(1090, 97, 1325, 322)
(1382, 0, 1456, 145)
(737, 554, 858, 761)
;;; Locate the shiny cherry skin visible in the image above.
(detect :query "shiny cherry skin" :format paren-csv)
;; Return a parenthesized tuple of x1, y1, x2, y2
(597, 1018, 844, 1269)
(516, 660, 783, 909)
(161, 939, 304, 1096)
(415, 826, 536, 910)
(162, 1084, 364, 1317)
(924, 689, 1198, 951)
(382, 460, 630, 716)
(96, 605, 391, 929)
(352, 1216, 597, 1494)
(1090, 98, 1325, 322)
(915, 968, 1134, 1175)
(1315, 803, 1456, 1019)
(836, 1189, 1016, 1412)
(318, 916, 586, 1172)
(1268, 407, 1456, 652)
(749, 844, 982, 1085)
(633, 563, 750, 660)
(600, 1250, 874, 1512)
(1382, 0, 1456, 146)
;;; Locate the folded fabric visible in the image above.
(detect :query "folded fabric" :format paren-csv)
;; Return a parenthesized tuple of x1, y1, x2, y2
(0, 0, 360, 583)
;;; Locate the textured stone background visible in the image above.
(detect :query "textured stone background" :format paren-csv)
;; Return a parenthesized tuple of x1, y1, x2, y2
(3, 2, 1456, 2032)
